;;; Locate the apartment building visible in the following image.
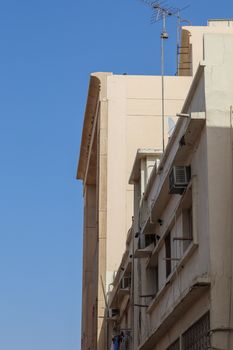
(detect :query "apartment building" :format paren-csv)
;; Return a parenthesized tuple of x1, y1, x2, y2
(77, 72, 191, 349)
(107, 20, 233, 350)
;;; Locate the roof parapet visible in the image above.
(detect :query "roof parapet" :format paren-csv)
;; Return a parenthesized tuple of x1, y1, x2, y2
(77, 72, 112, 181)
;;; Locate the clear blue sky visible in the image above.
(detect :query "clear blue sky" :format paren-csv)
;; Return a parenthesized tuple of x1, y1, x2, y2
(0, 1, 233, 349)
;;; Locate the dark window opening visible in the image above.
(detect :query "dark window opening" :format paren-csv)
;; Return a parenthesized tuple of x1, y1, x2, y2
(182, 312, 210, 350)
(147, 265, 159, 296)
(182, 207, 193, 253)
(165, 232, 171, 277)
(167, 338, 180, 350)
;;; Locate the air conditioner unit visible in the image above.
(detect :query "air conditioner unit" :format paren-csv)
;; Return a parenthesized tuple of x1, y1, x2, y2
(108, 308, 120, 319)
(120, 276, 131, 290)
(169, 166, 191, 194)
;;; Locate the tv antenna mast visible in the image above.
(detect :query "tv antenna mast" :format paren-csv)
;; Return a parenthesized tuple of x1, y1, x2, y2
(139, 0, 188, 152)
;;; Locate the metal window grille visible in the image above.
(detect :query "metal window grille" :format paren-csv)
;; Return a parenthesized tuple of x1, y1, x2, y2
(167, 338, 180, 350)
(182, 312, 210, 350)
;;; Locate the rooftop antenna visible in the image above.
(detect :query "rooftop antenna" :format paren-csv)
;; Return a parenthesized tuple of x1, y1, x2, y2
(139, 0, 189, 152)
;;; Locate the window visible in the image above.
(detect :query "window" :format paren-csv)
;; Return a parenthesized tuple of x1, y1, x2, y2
(167, 117, 176, 138)
(165, 232, 171, 277)
(124, 310, 128, 330)
(182, 312, 210, 350)
(146, 265, 159, 296)
(138, 234, 155, 249)
(182, 207, 193, 253)
(172, 204, 193, 262)
(120, 276, 131, 289)
(138, 310, 142, 345)
(167, 338, 180, 350)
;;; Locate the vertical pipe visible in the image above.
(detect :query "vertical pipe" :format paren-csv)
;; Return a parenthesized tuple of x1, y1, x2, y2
(227, 105, 233, 350)
(161, 13, 166, 153)
(132, 224, 135, 350)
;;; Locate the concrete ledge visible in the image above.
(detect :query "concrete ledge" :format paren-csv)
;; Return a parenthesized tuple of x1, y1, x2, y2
(138, 276, 210, 350)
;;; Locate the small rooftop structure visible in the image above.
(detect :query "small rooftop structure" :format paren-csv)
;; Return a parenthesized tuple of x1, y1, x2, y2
(129, 149, 162, 185)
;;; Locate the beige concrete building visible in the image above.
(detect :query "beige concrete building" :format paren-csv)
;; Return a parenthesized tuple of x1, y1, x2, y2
(77, 73, 191, 349)
(107, 20, 233, 350)
(77, 19, 233, 350)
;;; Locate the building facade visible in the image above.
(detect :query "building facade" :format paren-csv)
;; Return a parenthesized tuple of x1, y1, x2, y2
(78, 20, 233, 350)
(107, 20, 233, 350)
(77, 74, 191, 349)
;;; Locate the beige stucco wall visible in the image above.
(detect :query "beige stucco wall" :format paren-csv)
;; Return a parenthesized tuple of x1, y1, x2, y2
(204, 33, 233, 350)
(81, 184, 98, 349)
(106, 75, 192, 282)
(180, 24, 233, 76)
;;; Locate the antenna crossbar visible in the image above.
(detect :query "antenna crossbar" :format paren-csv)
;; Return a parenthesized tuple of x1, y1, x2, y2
(140, 0, 180, 23)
